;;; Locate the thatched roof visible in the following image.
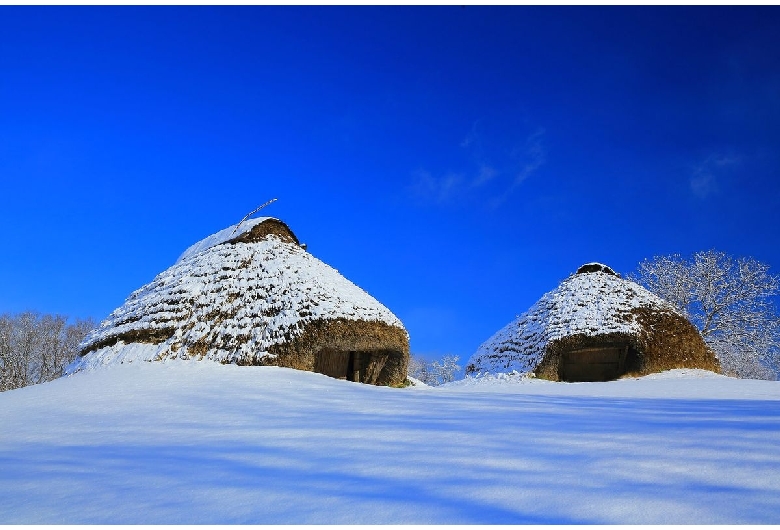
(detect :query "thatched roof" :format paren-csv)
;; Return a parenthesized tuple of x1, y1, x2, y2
(70, 217, 409, 384)
(466, 262, 719, 380)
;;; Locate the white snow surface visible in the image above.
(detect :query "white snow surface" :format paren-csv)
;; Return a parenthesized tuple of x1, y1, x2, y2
(70, 222, 403, 373)
(174, 216, 272, 264)
(468, 270, 680, 375)
(1, 363, 779, 524)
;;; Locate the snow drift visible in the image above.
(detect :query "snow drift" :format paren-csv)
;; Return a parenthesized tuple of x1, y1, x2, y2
(1, 362, 779, 524)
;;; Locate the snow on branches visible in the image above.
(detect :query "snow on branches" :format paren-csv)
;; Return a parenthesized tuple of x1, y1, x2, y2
(408, 354, 461, 386)
(0, 312, 95, 392)
(632, 250, 780, 380)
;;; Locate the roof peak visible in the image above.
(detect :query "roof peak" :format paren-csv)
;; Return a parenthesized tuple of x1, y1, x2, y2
(175, 217, 298, 264)
(575, 263, 619, 277)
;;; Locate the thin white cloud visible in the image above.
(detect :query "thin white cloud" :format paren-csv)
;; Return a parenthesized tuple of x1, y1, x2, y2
(489, 128, 547, 208)
(513, 128, 546, 185)
(690, 153, 740, 199)
(471, 164, 497, 188)
(690, 171, 716, 198)
(460, 120, 480, 150)
(411, 125, 546, 208)
(410, 169, 466, 204)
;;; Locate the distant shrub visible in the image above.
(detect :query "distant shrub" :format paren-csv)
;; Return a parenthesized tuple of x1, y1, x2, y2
(0, 312, 95, 392)
(408, 354, 461, 386)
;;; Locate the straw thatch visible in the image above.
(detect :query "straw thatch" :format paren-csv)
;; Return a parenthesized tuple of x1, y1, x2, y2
(71, 217, 409, 386)
(466, 262, 719, 381)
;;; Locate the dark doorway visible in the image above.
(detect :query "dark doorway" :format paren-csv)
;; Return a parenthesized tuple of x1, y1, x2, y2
(314, 349, 392, 384)
(314, 350, 371, 383)
(560, 346, 628, 382)
(314, 349, 350, 380)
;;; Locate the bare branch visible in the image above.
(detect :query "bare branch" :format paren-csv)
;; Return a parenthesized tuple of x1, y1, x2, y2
(632, 250, 780, 380)
(0, 313, 95, 392)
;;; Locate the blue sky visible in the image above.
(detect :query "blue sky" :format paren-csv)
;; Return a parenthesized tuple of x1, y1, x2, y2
(1, 6, 779, 361)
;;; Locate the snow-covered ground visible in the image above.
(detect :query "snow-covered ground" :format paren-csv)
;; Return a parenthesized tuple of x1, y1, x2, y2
(1, 363, 779, 524)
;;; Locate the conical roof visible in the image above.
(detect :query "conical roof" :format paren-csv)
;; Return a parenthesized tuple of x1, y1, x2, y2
(466, 263, 716, 377)
(70, 217, 406, 373)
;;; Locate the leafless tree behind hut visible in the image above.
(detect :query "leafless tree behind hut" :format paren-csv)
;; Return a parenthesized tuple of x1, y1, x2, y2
(631, 250, 780, 379)
(408, 353, 461, 386)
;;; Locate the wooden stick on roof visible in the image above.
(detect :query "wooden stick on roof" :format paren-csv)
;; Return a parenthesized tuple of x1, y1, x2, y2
(231, 198, 278, 236)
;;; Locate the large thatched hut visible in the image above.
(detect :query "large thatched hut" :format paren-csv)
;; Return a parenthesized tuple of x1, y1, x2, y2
(466, 263, 719, 381)
(69, 217, 409, 386)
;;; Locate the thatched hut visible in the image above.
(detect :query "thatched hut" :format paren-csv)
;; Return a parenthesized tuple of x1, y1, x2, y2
(69, 217, 409, 386)
(466, 262, 719, 382)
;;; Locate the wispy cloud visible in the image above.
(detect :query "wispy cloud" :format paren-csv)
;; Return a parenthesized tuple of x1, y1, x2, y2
(512, 128, 546, 185)
(410, 125, 546, 208)
(489, 128, 547, 208)
(690, 153, 740, 199)
(460, 120, 481, 151)
(472, 164, 497, 188)
(410, 169, 466, 204)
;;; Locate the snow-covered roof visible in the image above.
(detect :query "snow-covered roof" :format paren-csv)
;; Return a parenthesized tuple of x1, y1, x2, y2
(175, 217, 275, 264)
(467, 265, 681, 376)
(70, 218, 405, 372)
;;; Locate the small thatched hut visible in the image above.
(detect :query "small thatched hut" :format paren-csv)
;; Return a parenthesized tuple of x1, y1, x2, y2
(466, 262, 719, 381)
(69, 217, 409, 386)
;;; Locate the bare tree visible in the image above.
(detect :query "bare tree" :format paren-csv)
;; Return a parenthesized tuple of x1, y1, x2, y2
(0, 312, 96, 392)
(408, 354, 436, 385)
(0, 314, 19, 392)
(632, 251, 780, 379)
(430, 355, 461, 385)
(408, 354, 461, 386)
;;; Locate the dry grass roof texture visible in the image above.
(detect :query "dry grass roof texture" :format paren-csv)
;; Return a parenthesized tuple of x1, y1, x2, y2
(467, 263, 719, 379)
(70, 217, 409, 383)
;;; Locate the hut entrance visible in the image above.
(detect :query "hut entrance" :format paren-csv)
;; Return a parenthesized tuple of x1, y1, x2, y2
(560, 345, 629, 382)
(314, 349, 391, 385)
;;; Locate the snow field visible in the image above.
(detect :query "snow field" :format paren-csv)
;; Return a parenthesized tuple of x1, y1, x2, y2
(1, 362, 779, 524)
